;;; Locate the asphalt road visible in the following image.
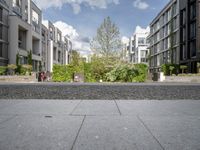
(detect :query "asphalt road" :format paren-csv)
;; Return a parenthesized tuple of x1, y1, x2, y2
(0, 100, 200, 150)
(0, 83, 200, 100)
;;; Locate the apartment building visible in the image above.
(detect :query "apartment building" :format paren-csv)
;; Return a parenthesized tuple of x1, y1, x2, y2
(129, 26, 150, 64)
(179, 0, 200, 73)
(41, 24, 48, 71)
(0, 0, 9, 66)
(0, 0, 72, 72)
(121, 40, 129, 62)
(43, 21, 72, 72)
(63, 35, 72, 65)
(6, 0, 42, 71)
(148, 0, 180, 73)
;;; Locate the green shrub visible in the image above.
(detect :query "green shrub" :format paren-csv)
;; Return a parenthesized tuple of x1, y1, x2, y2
(161, 64, 179, 76)
(16, 65, 32, 75)
(52, 64, 72, 82)
(180, 65, 188, 74)
(0, 66, 7, 75)
(7, 64, 17, 75)
(106, 63, 148, 82)
(83, 63, 96, 82)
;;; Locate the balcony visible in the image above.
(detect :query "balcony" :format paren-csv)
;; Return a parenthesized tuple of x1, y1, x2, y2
(12, 5, 22, 16)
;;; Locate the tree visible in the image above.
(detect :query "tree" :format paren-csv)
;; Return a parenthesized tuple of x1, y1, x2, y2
(28, 50, 32, 65)
(91, 17, 121, 59)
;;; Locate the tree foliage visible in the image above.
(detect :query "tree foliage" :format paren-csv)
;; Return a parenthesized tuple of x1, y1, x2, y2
(91, 17, 121, 58)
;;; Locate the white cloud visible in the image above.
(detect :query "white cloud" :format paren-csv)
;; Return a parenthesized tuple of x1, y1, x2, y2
(33, 0, 119, 14)
(134, 25, 150, 34)
(52, 21, 91, 54)
(53, 21, 79, 40)
(121, 36, 129, 44)
(133, 0, 149, 10)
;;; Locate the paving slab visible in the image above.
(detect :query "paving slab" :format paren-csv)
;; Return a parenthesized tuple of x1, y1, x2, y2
(0, 115, 16, 124)
(73, 116, 163, 150)
(0, 100, 81, 115)
(71, 100, 120, 116)
(0, 115, 84, 150)
(0, 100, 24, 109)
(117, 100, 200, 116)
(140, 116, 200, 150)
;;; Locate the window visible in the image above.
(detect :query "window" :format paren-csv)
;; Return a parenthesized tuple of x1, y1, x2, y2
(190, 22, 196, 39)
(140, 50, 146, 58)
(58, 51, 61, 62)
(141, 58, 147, 63)
(0, 43, 2, 57)
(190, 41, 196, 57)
(32, 10, 39, 24)
(181, 9, 186, 26)
(13, 0, 21, 7)
(190, 3, 196, 20)
(172, 2, 177, 16)
(53, 48, 56, 60)
(181, 44, 186, 60)
(58, 33, 61, 42)
(138, 38, 145, 45)
(0, 7, 2, 22)
(50, 27, 53, 40)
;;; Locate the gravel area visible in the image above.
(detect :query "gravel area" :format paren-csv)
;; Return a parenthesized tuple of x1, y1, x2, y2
(0, 83, 200, 100)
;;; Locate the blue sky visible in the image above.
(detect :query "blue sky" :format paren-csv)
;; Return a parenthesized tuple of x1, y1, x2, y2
(34, 0, 170, 53)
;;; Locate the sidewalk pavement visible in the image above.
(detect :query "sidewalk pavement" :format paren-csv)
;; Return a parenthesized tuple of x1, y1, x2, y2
(0, 100, 200, 150)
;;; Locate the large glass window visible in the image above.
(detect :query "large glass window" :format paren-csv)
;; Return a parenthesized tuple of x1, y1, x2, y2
(190, 41, 196, 57)
(190, 22, 196, 39)
(190, 3, 196, 20)
(138, 37, 145, 45)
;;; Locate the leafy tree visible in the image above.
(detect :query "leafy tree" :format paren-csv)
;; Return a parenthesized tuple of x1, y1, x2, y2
(91, 17, 121, 59)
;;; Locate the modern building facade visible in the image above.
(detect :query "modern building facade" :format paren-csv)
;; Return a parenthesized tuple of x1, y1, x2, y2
(179, 0, 200, 73)
(121, 39, 129, 62)
(0, 0, 9, 66)
(43, 20, 72, 72)
(5, 0, 42, 71)
(148, 0, 200, 74)
(0, 0, 72, 72)
(148, 0, 180, 73)
(129, 26, 150, 64)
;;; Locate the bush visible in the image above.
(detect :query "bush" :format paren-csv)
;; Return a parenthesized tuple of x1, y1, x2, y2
(161, 64, 179, 76)
(52, 65, 72, 82)
(7, 64, 17, 75)
(106, 63, 148, 82)
(16, 65, 32, 75)
(0, 66, 7, 75)
(83, 63, 96, 82)
(180, 65, 188, 74)
(132, 64, 148, 82)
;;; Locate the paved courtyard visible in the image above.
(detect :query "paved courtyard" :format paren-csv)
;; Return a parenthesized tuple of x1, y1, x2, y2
(0, 100, 200, 150)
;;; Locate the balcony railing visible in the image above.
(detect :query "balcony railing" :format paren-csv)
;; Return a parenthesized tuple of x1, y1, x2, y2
(12, 5, 22, 16)
(32, 21, 40, 34)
